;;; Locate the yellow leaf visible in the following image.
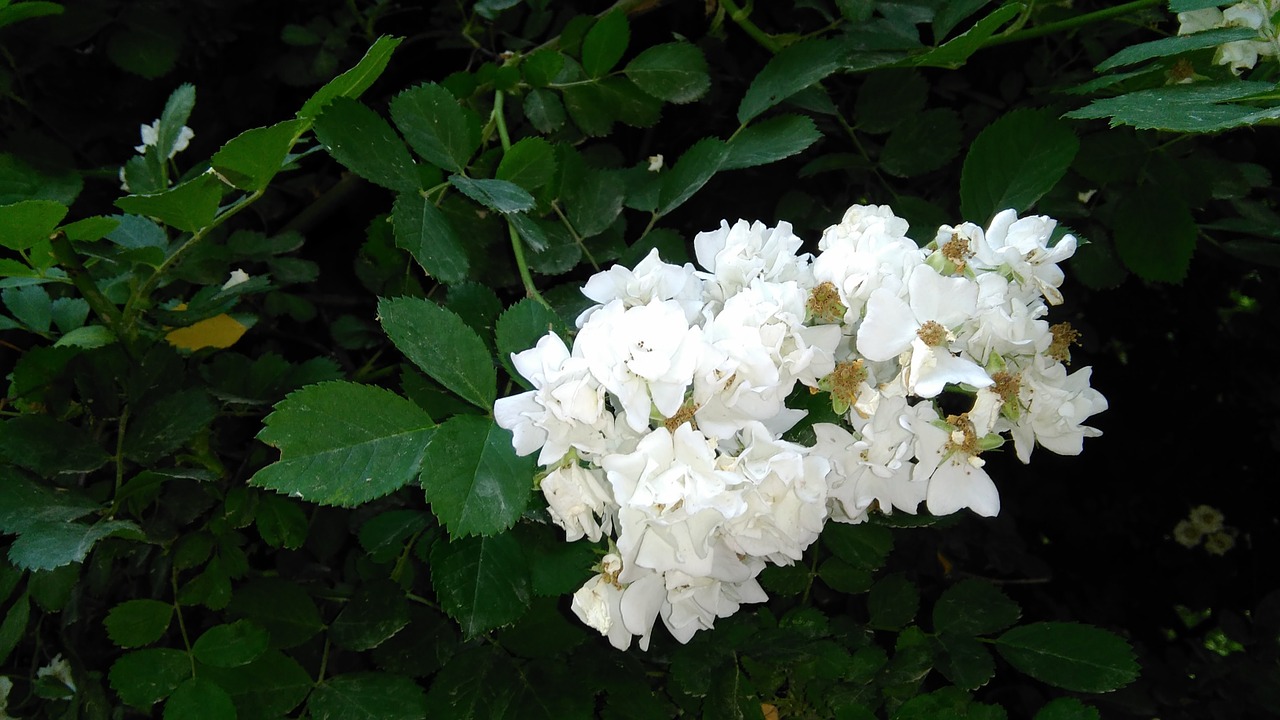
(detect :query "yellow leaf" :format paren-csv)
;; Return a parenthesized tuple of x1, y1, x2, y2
(762, 703, 780, 720)
(166, 313, 248, 351)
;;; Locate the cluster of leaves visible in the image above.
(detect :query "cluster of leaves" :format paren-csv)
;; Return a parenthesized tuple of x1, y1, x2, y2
(2, 0, 1278, 718)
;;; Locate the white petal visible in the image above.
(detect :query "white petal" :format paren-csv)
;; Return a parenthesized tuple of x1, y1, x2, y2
(926, 460, 1000, 517)
(856, 289, 918, 362)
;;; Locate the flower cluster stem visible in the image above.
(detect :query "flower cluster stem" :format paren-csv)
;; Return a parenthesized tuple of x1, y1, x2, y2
(493, 91, 552, 309)
(984, 0, 1163, 48)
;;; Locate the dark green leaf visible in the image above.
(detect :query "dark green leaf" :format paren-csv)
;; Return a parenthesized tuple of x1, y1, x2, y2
(0, 470, 98, 534)
(430, 533, 531, 638)
(310, 672, 428, 720)
(0, 199, 67, 251)
(377, 296, 496, 409)
(723, 114, 822, 171)
(423, 647, 519, 718)
(28, 564, 77, 613)
(1034, 697, 1101, 720)
(522, 49, 565, 87)
(1063, 81, 1280, 132)
(8, 519, 141, 571)
(421, 415, 533, 537)
(163, 677, 236, 720)
(299, 35, 403, 120)
(908, 2, 1021, 69)
(50, 297, 89, 333)
(109, 648, 191, 709)
(389, 82, 482, 173)
(995, 622, 1139, 693)
(359, 509, 431, 563)
(562, 82, 616, 136)
(960, 109, 1078, 224)
(1169, 0, 1232, 10)
(200, 650, 313, 717)
(934, 579, 1022, 636)
(123, 388, 217, 465)
(314, 98, 420, 193)
(562, 154, 625, 236)
(935, 634, 996, 690)
(514, 523, 597, 597)
(818, 556, 873, 593)
(115, 173, 225, 234)
(392, 191, 469, 284)
(524, 89, 567, 133)
(211, 119, 307, 191)
(107, 213, 168, 251)
(449, 175, 536, 214)
(495, 298, 565, 385)
(331, 580, 411, 651)
(881, 108, 962, 177)
(0, 1, 63, 30)
(0, 414, 110, 477)
(192, 620, 269, 668)
(738, 38, 846, 124)
(625, 43, 710, 104)
(869, 573, 919, 629)
(934, 0, 995, 40)
(582, 11, 630, 78)
(250, 381, 434, 506)
(509, 212, 550, 253)
(0, 592, 29, 666)
(2, 284, 50, 332)
(1113, 184, 1196, 282)
(1096, 26, 1257, 71)
(227, 579, 324, 649)
(822, 521, 893, 569)
(61, 215, 120, 242)
(255, 492, 309, 549)
(105, 599, 173, 648)
(658, 138, 728, 216)
(497, 137, 557, 191)
(855, 69, 929, 134)
(155, 84, 196, 162)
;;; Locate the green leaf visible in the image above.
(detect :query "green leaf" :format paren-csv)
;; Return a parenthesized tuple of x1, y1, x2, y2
(389, 83, 482, 173)
(250, 381, 434, 506)
(658, 138, 728, 216)
(1096, 26, 1257, 71)
(0, 591, 29, 666)
(0, 470, 98, 534)
(880, 107, 962, 177)
(309, 673, 428, 720)
(211, 119, 307, 191)
(392, 191, 469, 284)
(421, 415, 533, 537)
(61, 215, 120, 242)
(423, 648, 521, 718)
(935, 634, 996, 690)
(199, 650, 313, 717)
(822, 521, 893, 569)
(933, 579, 1022, 635)
(524, 89, 566, 133)
(934, 0, 995, 40)
(522, 49, 565, 87)
(908, 2, 1021, 69)
(1112, 183, 1196, 283)
(562, 83, 616, 136)
(515, 523, 597, 597)
(818, 557, 873, 593)
(377, 296, 496, 410)
(624, 42, 710, 104)
(561, 153, 625, 236)
(115, 173, 225, 234)
(0, 414, 111, 478)
(227, 579, 324, 649)
(105, 599, 173, 648)
(8, 519, 141, 571)
(50, 297, 88, 333)
(1, 284, 50, 332)
(738, 38, 846, 124)
(55, 325, 116, 349)
(1063, 81, 1280, 132)
(495, 298, 564, 385)
(192, 620, 270, 668)
(448, 175, 535, 214)
(330, 579, 411, 651)
(122, 388, 218, 465)
(868, 573, 919, 629)
(430, 533, 531, 638)
(163, 677, 236, 720)
(314, 98, 420, 193)
(0, 1, 64, 30)
(254, 492, 309, 549)
(854, 69, 929, 134)
(959, 108, 1078, 224)
(1034, 697, 1101, 720)
(995, 622, 1140, 693)
(155, 84, 196, 162)
(109, 648, 191, 709)
(1169, 0, 1232, 10)
(359, 510, 432, 563)
(582, 11, 630, 77)
(723, 114, 822, 171)
(497, 137, 557, 191)
(0, 199, 67, 251)
(299, 35, 403, 120)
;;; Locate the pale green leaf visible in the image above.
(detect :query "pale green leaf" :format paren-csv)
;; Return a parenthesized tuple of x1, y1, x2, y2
(723, 114, 822, 171)
(314, 98, 420, 193)
(115, 173, 225, 234)
(389, 82, 482, 173)
(155, 84, 196, 162)
(392, 191, 469, 284)
(377, 296, 495, 409)
(211, 119, 307, 191)
(0, 199, 67, 251)
(298, 35, 403, 120)
(421, 415, 533, 537)
(624, 42, 710, 104)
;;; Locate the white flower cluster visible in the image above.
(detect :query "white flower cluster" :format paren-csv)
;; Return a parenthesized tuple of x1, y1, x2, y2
(1178, 0, 1280, 74)
(496, 204, 1107, 651)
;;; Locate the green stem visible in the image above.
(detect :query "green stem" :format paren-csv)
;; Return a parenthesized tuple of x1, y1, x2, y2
(49, 233, 126, 335)
(171, 567, 197, 677)
(983, 0, 1163, 48)
(719, 0, 786, 53)
(493, 91, 552, 309)
(109, 406, 130, 517)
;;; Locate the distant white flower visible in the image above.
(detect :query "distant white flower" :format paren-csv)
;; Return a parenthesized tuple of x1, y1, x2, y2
(136, 120, 194, 158)
(36, 654, 76, 693)
(222, 268, 251, 290)
(647, 154, 664, 172)
(1005, 360, 1107, 463)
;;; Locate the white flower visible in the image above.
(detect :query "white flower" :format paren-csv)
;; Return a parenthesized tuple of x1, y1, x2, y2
(36, 654, 76, 693)
(813, 395, 925, 522)
(980, 210, 1077, 305)
(694, 219, 812, 303)
(222, 268, 251, 290)
(1178, 7, 1224, 34)
(578, 249, 705, 326)
(856, 264, 992, 397)
(660, 569, 768, 644)
(910, 405, 1001, 517)
(1005, 360, 1107, 463)
(812, 205, 923, 322)
(541, 464, 616, 542)
(576, 299, 705, 433)
(135, 120, 194, 158)
(647, 154, 664, 172)
(571, 554, 635, 650)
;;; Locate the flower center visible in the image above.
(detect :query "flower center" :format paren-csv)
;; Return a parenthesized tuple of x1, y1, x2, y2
(917, 320, 949, 347)
(991, 371, 1021, 404)
(828, 360, 867, 406)
(806, 281, 846, 323)
(1048, 322, 1080, 363)
(663, 401, 700, 432)
(944, 413, 982, 458)
(941, 233, 973, 271)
